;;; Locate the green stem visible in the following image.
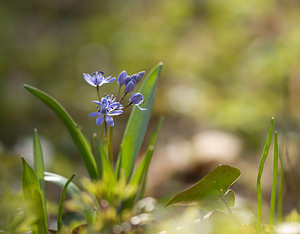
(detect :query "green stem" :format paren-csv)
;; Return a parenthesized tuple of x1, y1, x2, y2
(104, 122, 113, 163)
(96, 86, 101, 101)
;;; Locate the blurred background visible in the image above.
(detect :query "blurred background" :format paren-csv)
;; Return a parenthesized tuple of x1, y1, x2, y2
(1, 0, 300, 225)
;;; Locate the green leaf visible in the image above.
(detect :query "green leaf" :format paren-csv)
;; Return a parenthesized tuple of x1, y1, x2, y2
(33, 129, 46, 214)
(270, 131, 279, 225)
(57, 174, 75, 233)
(44, 172, 80, 197)
(277, 151, 284, 222)
(256, 117, 274, 232)
(92, 134, 116, 184)
(129, 117, 164, 200)
(116, 63, 163, 181)
(21, 157, 48, 234)
(24, 84, 97, 179)
(165, 165, 241, 211)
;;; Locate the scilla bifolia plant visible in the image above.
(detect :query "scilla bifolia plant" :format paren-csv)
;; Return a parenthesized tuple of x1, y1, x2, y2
(21, 63, 164, 233)
(21, 62, 244, 234)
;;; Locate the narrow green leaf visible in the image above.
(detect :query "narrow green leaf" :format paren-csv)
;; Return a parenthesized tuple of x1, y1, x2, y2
(24, 84, 97, 179)
(44, 172, 80, 197)
(116, 63, 163, 181)
(93, 134, 116, 183)
(57, 174, 75, 233)
(256, 117, 274, 233)
(278, 151, 284, 222)
(165, 165, 241, 211)
(130, 117, 164, 198)
(270, 131, 279, 225)
(33, 129, 46, 214)
(21, 157, 48, 234)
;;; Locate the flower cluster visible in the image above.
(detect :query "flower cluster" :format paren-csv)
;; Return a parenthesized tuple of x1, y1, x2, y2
(84, 69, 147, 127)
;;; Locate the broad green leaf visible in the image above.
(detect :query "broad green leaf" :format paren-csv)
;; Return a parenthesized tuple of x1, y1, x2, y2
(21, 157, 48, 234)
(24, 84, 97, 179)
(33, 128, 46, 213)
(165, 165, 241, 211)
(129, 117, 164, 201)
(93, 134, 116, 184)
(116, 63, 163, 181)
(270, 131, 279, 225)
(57, 174, 75, 233)
(256, 117, 274, 232)
(44, 172, 80, 197)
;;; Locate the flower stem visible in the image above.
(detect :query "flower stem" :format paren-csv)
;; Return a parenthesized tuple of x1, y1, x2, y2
(96, 85, 101, 101)
(119, 92, 128, 102)
(104, 122, 113, 163)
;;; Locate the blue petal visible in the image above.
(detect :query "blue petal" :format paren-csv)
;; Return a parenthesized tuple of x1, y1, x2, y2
(92, 101, 102, 105)
(89, 111, 100, 117)
(96, 115, 104, 126)
(107, 77, 116, 83)
(118, 71, 127, 85)
(105, 115, 114, 127)
(83, 73, 96, 87)
(109, 110, 123, 116)
(136, 105, 147, 111)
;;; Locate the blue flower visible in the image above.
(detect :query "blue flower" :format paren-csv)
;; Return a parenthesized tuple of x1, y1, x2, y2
(129, 93, 147, 111)
(83, 70, 116, 87)
(89, 95, 123, 127)
(125, 81, 135, 93)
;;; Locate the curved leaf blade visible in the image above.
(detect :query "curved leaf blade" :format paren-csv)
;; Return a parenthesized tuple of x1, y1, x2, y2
(165, 165, 241, 211)
(24, 84, 97, 179)
(44, 172, 80, 197)
(57, 174, 75, 233)
(33, 128, 46, 212)
(130, 117, 164, 198)
(117, 63, 163, 181)
(21, 157, 48, 234)
(256, 117, 274, 232)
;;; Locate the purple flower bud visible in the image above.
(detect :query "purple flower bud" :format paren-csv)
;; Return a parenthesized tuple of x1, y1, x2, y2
(125, 81, 135, 93)
(129, 92, 147, 111)
(138, 71, 145, 78)
(130, 74, 138, 84)
(124, 76, 131, 85)
(129, 93, 144, 105)
(117, 70, 127, 86)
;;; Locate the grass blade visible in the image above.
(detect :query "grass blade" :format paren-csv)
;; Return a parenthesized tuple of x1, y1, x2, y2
(24, 84, 97, 179)
(33, 129, 46, 212)
(256, 117, 274, 233)
(21, 157, 48, 234)
(44, 172, 80, 197)
(57, 174, 75, 233)
(116, 62, 163, 181)
(277, 151, 284, 222)
(270, 131, 279, 225)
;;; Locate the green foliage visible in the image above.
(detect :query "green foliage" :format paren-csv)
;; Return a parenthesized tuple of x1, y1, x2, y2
(33, 128, 45, 198)
(116, 63, 163, 181)
(21, 157, 48, 234)
(24, 84, 98, 179)
(125, 117, 164, 209)
(256, 117, 274, 232)
(165, 165, 241, 211)
(44, 172, 80, 197)
(270, 131, 279, 225)
(92, 134, 116, 183)
(57, 174, 75, 233)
